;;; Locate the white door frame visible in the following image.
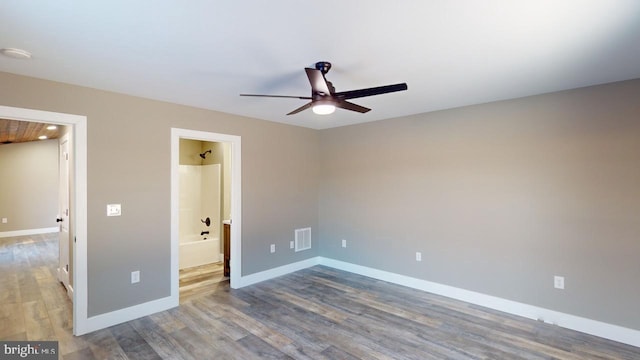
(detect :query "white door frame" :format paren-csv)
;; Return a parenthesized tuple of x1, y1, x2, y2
(170, 128, 242, 303)
(0, 105, 88, 335)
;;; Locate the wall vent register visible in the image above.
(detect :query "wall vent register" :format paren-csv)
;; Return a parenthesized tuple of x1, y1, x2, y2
(294, 227, 311, 252)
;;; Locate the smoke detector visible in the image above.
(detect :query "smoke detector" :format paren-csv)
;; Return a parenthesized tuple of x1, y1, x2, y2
(1, 48, 32, 60)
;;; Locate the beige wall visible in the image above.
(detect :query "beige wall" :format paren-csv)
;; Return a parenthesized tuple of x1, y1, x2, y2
(319, 79, 640, 330)
(178, 138, 203, 165)
(3, 68, 639, 332)
(0, 139, 58, 232)
(0, 71, 320, 316)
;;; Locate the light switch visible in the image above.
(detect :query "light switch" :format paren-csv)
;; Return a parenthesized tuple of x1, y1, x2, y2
(107, 204, 121, 217)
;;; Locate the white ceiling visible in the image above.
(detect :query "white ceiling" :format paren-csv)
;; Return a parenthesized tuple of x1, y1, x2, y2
(1, 1, 639, 129)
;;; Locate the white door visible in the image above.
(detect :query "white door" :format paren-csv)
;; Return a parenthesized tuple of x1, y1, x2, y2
(58, 133, 71, 297)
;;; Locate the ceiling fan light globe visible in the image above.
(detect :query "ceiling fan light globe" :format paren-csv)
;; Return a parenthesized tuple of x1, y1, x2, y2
(312, 104, 336, 115)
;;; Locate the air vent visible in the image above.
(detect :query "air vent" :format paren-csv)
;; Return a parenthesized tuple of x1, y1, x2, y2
(294, 227, 311, 252)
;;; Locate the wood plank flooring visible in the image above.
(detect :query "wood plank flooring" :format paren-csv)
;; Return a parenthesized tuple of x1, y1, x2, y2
(0, 233, 77, 349)
(3, 234, 640, 359)
(179, 262, 228, 303)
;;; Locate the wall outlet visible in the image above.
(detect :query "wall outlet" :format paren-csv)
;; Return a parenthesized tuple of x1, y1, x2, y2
(131, 270, 140, 284)
(342, 239, 347, 248)
(1, 218, 7, 224)
(416, 252, 422, 261)
(270, 244, 276, 253)
(554, 276, 565, 289)
(290, 241, 294, 249)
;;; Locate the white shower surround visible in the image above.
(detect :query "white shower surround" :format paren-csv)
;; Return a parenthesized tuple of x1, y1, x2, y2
(179, 164, 221, 269)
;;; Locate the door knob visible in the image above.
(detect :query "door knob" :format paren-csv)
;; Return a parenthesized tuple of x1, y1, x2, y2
(56, 218, 63, 222)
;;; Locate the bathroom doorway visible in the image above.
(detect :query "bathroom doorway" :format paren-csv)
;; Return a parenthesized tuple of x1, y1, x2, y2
(170, 128, 241, 304)
(178, 139, 226, 301)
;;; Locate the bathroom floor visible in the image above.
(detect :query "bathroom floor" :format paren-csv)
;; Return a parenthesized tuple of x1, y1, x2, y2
(179, 262, 228, 303)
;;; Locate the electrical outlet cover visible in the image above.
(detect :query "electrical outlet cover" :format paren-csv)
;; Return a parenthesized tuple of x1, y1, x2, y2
(131, 271, 140, 284)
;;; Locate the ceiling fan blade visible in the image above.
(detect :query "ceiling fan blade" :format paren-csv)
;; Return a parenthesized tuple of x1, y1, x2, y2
(305, 68, 332, 95)
(240, 94, 312, 99)
(336, 100, 371, 113)
(334, 83, 408, 100)
(287, 102, 314, 115)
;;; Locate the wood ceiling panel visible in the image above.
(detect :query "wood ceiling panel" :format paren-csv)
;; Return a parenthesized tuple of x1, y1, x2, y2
(0, 118, 61, 144)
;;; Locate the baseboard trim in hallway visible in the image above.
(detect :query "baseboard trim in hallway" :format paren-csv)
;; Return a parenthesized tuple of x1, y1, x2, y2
(0, 227, 59, 238)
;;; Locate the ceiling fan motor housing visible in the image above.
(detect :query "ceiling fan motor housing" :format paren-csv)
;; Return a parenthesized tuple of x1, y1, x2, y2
(315, 61, 332, 74)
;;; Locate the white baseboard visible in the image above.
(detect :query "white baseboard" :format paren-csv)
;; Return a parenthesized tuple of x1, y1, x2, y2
(75, 255, 640, 347)
(76, 296, 176, 335)
(234, 256, 321, 288)
(319, 257, 640, 348)
(0, 227, 58, 238)
(75, 258, 324, 335)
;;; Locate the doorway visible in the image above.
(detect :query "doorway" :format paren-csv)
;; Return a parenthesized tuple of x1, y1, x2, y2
(177, 139, 224, 301)
(0, 105, 88, 335)
(170, 128, 242, 305)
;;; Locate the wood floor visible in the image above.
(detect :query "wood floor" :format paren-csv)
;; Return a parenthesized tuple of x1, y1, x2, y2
(2, 234, 640, 359)
(0, 233, 74, 346)
(179, 262, 228, 303)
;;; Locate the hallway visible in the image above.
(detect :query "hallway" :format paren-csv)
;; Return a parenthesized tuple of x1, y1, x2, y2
(0, 233, 82, 351)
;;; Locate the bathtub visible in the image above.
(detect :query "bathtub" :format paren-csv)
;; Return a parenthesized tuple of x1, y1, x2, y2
(179, 235, 221, 269)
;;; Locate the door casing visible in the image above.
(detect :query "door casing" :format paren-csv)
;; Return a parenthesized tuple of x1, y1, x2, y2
(170, 128, 242, 306)
(0, 105, 88, 335)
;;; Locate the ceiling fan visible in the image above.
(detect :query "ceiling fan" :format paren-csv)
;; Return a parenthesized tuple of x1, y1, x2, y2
(240, 61, 408, 115)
